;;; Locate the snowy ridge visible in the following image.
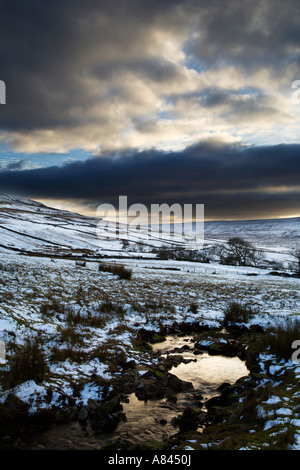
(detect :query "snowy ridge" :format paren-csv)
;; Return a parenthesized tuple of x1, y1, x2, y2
(204, 217, 300, 249)
(0, 194, 189, 256)
(0, 194, 299, 258)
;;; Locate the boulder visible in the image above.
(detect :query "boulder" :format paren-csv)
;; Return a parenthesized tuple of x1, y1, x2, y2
(151, 334, 166, 344)
(168, 373, 193, 392)
(77, 407, 88, 422)
(133, 369, 193, 401)
(177, 407, 200, 432)
(89, 396, 125, 435)
(122, 360, 136, 370)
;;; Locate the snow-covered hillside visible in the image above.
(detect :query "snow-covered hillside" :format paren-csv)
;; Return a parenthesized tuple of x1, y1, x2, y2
(204, 217, 300, 249)
(0, 194, 185, 257)
(0, 194, 298, 263)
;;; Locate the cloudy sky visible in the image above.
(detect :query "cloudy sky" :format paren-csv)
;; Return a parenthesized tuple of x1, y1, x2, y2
(0, 0, 300, 220)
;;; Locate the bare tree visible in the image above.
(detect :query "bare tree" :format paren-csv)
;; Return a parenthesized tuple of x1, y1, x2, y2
(290, 248, 300, 275)
(208, 243, 228, 263)
(225, 237, 264, 267)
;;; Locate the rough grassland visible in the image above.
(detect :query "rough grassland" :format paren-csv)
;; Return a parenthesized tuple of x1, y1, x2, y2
(0, 251, 299, 449)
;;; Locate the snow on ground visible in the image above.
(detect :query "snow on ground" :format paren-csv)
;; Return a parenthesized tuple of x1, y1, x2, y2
(0, 194, 190, 255)
(0, 194, 299, 261)
(0, 250, 299, 397)
(203, 217, 300, 249)
(0, 195, 299, 448)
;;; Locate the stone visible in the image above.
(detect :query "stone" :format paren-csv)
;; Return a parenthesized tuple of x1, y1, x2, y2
(91, 416, 119, 434)
(217, 382, 231, 392)
(77, 407, 88, 421)
(87, 399, 100, 411)
(151, 334, 166, 344)
(177, 407, 199, 433)
(171, 416, 178, 427)
(193, 392, 204, 400)
(122, 360, 136, 370)
(166, 394, 177, 404)
(159, 419, 167, 425)
(197, 412, 207, 425)
(90, 396, 126, 436)
(167, 373, 193, 392)
(154, 370, 168, 382)
(97, 395, 122, 416)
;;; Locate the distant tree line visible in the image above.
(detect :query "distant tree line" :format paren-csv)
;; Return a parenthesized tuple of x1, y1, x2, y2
(152, 245, 210, 263)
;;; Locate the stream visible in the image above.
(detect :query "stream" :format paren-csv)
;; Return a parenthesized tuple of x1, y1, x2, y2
(21, 334, 249, 450)
(113, 335, 249, 444)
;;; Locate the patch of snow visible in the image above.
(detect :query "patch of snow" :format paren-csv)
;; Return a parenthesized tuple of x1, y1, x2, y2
(276, 408, 293, 416)
(263, 395, 281, 405)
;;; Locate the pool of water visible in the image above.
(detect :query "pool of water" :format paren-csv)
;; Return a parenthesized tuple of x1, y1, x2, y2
(153, 335, 249, 396)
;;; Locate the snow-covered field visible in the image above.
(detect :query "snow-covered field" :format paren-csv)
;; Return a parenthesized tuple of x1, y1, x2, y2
(0, 194, 299, 449)
(0, 251, 299, 413)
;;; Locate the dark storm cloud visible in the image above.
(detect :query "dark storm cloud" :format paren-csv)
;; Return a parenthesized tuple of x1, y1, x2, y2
(0, 0, 299, 218)
(1, 159, 27, 171)
(194, 86, 291, 124)
(0, 0, 298, 134)
(0, 0, 186, 131)
(186, 0, 300, 68)
(0, 142, 299, 218)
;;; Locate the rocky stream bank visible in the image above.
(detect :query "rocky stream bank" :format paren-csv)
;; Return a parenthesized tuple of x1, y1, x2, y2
(0, 322, 299, 450)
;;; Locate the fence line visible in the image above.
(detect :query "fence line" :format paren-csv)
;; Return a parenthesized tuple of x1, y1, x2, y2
(180, 266, 260, 276)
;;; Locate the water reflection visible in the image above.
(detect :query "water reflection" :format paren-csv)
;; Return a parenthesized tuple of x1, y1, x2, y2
(23, 334, 249, 449)
(115, 335, 249, 443)
(170, 353, 249, 396)
(153, 335, 249, 397)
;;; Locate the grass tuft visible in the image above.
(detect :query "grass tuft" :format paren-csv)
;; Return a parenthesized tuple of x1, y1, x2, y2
(2, 336, 48, 389)
(223, 301, 258, 326)
(98, 262, 132, 280)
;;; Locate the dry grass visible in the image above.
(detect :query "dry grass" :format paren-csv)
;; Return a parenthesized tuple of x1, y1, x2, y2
(223, 301, 258, 325)
(98, 262, 132, 280)
(2, 336, 49, 390)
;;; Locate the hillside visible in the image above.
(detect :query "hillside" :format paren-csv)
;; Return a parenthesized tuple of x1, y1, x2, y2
(204, 217, 300, 248)
(0, 194, 188, 257)
(0, 194, 298, 262)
